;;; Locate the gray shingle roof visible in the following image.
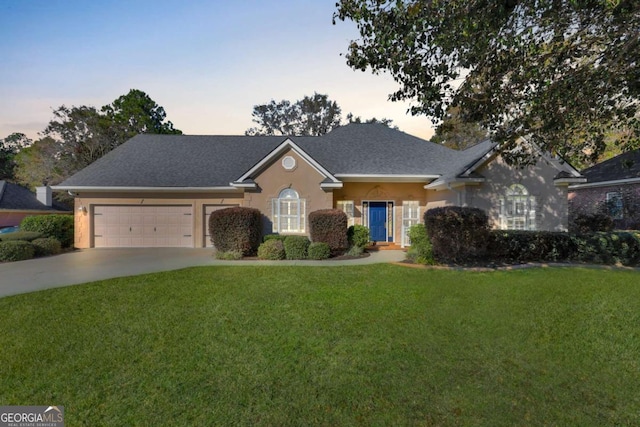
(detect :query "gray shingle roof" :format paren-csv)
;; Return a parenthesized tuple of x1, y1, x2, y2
(0, 181, 69, 211)
(57, 123, 499, 188)
(581, 149, 640, 183)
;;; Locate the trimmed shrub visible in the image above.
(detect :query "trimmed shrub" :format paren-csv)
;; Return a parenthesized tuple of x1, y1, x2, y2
(570, 231, 640, 266)
(20, 215, 74, 248)
(209, 207, 262, 256)
(569, 212, 614, 233)
(405, 224, 435, 265)
(263, 234, 286, 243)
(0, 240, 35, 262)
(0, 231, 42, 242)
(307, 242, 331, 260)
(309, 209, 349, 255)
(284, 235, 310, 260)
(214, 250, 244, 260)
(345, 245, 364, 257)
(347, 225, 370, 248)
(32, 237, 62, 257)
(257, 239, 286, 260)
(487, 230, 575, 263)
(424, 207, 489, 263)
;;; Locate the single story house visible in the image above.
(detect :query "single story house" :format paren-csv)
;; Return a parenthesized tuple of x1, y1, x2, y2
(53, 124, 584, 249)
(0, 181, 70, 228)
(569, 149, 640, 229)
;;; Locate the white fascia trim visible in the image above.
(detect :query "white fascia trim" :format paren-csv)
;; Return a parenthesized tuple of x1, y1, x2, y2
(424, 177, 484, 190)
(335, 174, 440, 183)
(229, 182, 257, 189)
(569, 177, 640, 190)
(51, 186, 241, 193)
(320, 182, 344, 189)
(236, 138, 340, 184)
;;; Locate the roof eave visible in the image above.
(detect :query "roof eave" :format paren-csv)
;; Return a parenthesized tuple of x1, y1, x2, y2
(569, 177, 640, 190)
(52, 185, 242, 193)
(335, 174, 440, 183)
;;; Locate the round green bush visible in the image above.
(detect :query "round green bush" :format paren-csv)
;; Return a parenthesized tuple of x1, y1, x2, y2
(307, 242, 331, 260)
(348, 225, 370, 248)
(257, 239, 286, 260)
(284, 235, 310, 260)
(0, 240, 35, 262)
(32, 237, 63, 257)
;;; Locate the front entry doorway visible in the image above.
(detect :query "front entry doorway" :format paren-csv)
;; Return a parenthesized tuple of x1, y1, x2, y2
(365, 201, 393, 243)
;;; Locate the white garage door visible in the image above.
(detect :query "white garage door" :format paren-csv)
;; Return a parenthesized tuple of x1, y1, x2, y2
(203, 205, 238, 247)
(94, 205, 193, 248)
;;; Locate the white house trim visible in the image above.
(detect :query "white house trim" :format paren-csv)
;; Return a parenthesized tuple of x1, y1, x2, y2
(569, 177, 640, 190)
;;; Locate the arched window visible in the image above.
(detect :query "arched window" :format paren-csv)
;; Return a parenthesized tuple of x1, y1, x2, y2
(272, 188, 305, 233)
(500, 184, 536, 230)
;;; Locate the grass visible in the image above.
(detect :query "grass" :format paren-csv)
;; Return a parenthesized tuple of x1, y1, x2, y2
(0, 265, 639, 425)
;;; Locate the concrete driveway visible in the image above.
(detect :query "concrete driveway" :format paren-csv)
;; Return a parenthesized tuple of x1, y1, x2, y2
(0, 248, 405, 298)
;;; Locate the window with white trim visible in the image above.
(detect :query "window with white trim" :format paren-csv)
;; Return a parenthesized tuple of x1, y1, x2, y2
(499, 184, 536, 230)
(401, 201, 420, 247)
(606, 192, 623, 219)
(272, 188, 305, 233)
(337, 200, 355, 226)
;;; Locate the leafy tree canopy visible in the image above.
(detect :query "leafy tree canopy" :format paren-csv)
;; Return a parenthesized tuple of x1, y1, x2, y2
(15, 89, 181, 190)
(334, 0, 640, 165)
(431, 106, 488, 150)
(247, 93, 395, 136)
(0, 133, 32, 181)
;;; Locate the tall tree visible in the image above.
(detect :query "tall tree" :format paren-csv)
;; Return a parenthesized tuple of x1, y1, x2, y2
(15, 89, 182, 190)
(346, 113, 397, 129)
(431, 106, 488, 150)
(246, 93, 342, 136)
(0, 133, 32, 180)
(334, 0, 640, 164)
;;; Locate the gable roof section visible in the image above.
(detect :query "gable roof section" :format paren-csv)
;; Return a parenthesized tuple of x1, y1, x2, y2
(426, 137, 585, 189)
(570, 149, 640, 189)
(232, 138, 342, 189)
(0, 181, 68, 211)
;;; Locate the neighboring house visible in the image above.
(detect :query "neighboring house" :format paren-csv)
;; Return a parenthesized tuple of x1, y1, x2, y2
(53, 124, 584, 249)
(569, 150, 640, 229)
(0, 181, 71, 227)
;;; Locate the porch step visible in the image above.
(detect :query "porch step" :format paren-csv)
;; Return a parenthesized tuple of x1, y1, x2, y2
(366, 243, 403, 251)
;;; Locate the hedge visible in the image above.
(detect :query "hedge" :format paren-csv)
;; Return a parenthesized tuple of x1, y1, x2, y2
(405, 224, 435, 265)
(309, 209, 349, 255)
(487, 230, 575, 263)
(0, 231, 42, 242)
(257, 239, 286, 260)
(0, 241, 35, 262)
(209, 207, 262, 256)
(424, 206, 489, 263)
(20, 214, 74, 248)
(308, 242, 331, 260)
(284, 235, 310, 260)
(32, 237, 63, 257)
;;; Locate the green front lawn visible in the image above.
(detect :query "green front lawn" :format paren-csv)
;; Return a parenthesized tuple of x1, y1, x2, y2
(1, 265, 638, 425)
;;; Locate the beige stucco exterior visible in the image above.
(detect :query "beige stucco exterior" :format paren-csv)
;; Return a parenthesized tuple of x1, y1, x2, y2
(465, 154, 570, 231)
(69, 148, 572, 249)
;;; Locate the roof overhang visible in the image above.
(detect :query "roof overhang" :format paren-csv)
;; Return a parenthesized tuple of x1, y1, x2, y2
(554, 177, 587, 186)
(569, 177, 640, 190)
(334, 174, 440, 183)
(52, 186, 242, 193)
(424, 176, 485, 190)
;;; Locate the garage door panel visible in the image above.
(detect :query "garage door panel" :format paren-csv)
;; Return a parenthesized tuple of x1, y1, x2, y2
(93, 205, 193, 248)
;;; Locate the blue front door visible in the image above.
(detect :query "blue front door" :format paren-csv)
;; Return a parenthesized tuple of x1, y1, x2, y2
(369, 202, 387, 242)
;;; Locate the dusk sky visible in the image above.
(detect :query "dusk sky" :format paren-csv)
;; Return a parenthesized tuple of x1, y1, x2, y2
(0, 0, 436, 141)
